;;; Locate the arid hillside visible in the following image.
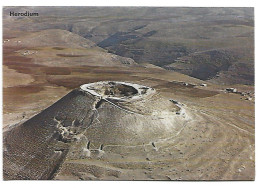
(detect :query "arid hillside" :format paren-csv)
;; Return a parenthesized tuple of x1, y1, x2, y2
(3, 7, 254, 85)
(2, 7, 255, 181)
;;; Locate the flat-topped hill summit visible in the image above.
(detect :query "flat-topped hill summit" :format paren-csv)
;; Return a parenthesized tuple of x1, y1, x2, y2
(3, 81, 189, 180)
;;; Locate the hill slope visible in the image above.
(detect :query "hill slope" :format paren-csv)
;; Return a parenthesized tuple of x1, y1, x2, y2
(3, 81, 255, 180)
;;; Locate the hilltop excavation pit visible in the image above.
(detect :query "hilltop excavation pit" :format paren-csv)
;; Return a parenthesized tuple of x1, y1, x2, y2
(80, 81, 156, 102)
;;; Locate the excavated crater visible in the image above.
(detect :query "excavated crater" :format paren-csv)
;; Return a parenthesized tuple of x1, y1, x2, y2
(80, 81, 155, 101)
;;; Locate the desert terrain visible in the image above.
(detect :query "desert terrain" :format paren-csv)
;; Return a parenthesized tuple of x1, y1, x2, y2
(2, 7, 254, 180)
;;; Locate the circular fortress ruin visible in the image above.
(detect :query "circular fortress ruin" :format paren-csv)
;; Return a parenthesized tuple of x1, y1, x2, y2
(80, 81, 156, 101)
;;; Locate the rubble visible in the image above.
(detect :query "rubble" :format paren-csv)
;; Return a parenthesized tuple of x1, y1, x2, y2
(21, 50, 37, 56)
(3, 39, 10, 43)
(226, 88, 237, 93)
(169, 99, 179, 104)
